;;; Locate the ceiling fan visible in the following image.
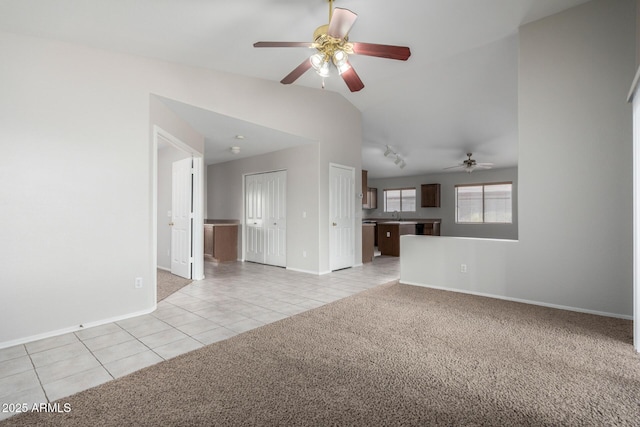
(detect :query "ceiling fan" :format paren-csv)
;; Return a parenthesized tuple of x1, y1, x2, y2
(253, 0, 411, 92)
(444, 153, 494, 173)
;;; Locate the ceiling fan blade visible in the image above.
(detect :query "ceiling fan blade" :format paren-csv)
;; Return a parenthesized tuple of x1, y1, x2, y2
(443, 165, 463, 170)
(351, 42, 411, 61)
(341, 64, 364, 92)
(328, 8, 358, 39)
(254, 41, 314, 48)
(280, 59, 313, 85)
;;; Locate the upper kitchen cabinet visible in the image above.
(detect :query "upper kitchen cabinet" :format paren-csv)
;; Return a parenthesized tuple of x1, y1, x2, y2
(364, 187, 377, 210)
(421, 184, 441, 208)
(362, 169, 377, 209)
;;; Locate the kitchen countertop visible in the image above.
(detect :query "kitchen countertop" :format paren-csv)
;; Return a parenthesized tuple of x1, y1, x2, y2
(377, 221, 418, 225)
(363, 218, 441, 224)
(205, 219, 240, 226)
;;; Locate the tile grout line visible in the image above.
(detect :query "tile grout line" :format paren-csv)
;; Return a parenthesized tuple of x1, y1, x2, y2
(24, 344, 51, 404)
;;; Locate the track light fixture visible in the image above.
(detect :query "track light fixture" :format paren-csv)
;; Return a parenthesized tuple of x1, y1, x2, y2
(383, 145, 406, 170)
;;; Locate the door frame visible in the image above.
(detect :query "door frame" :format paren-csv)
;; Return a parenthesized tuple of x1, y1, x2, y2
(152, 126, 204, 301)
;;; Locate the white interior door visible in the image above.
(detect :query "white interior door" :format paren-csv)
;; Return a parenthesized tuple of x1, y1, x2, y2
(245, 173, 264, 263)
(171, 157, 193, 279)
(265, 170, 287, 267)
(245, 170, 286, 266)
(329, 164, 355, 271)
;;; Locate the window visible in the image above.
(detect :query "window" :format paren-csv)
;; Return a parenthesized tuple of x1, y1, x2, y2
(456, 182, 512, 223)
(384, 188, 416, 212)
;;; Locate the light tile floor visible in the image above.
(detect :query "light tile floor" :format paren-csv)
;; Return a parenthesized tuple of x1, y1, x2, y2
(0, 256, 399, 421)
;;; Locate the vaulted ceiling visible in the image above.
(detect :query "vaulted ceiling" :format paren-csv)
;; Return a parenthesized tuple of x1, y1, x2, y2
(0, 0, 590, 177)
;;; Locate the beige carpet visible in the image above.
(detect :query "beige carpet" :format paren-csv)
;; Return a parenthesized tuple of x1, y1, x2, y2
(4, 282, 640, 426)
(156, 268, 192, 302)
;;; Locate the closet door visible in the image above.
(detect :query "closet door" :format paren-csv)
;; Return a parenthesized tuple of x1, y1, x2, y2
(264, 170, 287, 267)
(245, 173, 264, 263)
(244, 170, 287, 266)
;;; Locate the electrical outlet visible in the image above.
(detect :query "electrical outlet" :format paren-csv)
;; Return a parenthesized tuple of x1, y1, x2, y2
(460, 264, 467, 273)
(135, 277, 143, 288)
(303, 250, 307, 258)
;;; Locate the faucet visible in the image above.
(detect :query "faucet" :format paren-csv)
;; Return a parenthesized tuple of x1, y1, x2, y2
(393, 210, 399, 220)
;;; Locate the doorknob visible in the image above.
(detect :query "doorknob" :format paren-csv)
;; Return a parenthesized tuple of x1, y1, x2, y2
(169, 222, 174, 226)
(273, 223, 277, 225)
(332, 222, 337, 226)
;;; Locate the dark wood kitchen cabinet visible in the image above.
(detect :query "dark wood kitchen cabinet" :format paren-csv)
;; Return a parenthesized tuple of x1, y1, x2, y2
(421, 183, 441, 208)
(377, 222, 416, 257)
(363, 187, 377, 209)
(204, 223, 238, 262)
(362, 170, 368, 205)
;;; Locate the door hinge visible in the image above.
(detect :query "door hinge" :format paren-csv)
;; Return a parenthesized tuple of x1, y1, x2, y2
(189, 257, 194, 264)
(189, 212, 194, 219)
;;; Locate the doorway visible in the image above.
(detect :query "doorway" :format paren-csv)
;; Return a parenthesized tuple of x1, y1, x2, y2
(153, 126, 204, 299)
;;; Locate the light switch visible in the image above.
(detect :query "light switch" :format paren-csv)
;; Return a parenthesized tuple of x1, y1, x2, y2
(167, 210, 172, 217)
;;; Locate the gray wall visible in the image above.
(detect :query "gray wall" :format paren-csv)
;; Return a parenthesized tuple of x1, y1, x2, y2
(403, 0, 635, 317)
(512, 0, 634, 315)
(514, 0, 635, 314)
(367, 167, 518, 240)
(207, 144, 320, 272)
(0, 29, 360, 347)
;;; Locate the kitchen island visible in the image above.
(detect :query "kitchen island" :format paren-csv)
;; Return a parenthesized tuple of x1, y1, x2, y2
(377, 221, 418, 257)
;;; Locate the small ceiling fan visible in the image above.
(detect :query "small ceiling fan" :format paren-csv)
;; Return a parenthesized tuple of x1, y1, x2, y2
(444, 153, 493, 173)
(253, 0, 411, 92)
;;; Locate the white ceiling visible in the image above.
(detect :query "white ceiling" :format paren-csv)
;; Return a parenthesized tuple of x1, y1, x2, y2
(0, 0, 591, 178)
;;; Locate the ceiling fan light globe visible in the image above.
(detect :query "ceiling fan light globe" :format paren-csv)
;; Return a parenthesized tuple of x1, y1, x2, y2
(316, 61, 330, 77)
(333, 49, 347, 63)
(310, 53, 324, 71)
(332, 50, 351, 74)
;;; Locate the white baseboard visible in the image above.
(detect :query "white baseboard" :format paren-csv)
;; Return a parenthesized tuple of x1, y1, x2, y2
(286, 266, 321, 275)
(0, 305, 157, 350)
(400, 280, 632, 320)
